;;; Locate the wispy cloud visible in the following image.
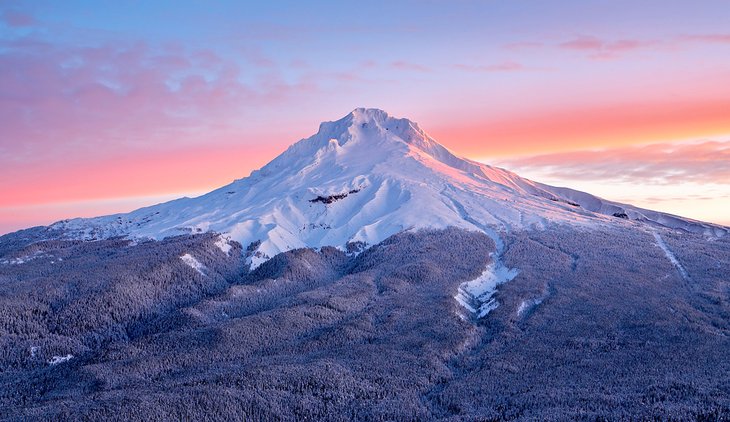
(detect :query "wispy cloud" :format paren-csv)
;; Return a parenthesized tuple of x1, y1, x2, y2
(503, 41, 544, 51)
(0, 34, 318, 166)
(679, 33, 730, 44)
(1, 10, 35, 27)
(503, 33, 730, 60)
(497, 140, 730, 185)
(390, 61, 430, 72)
(454, 61, 526, 72)
(558, 36, 656, 59)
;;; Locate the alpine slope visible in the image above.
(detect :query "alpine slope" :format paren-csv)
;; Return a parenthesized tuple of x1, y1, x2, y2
(52, 108, 729, 267)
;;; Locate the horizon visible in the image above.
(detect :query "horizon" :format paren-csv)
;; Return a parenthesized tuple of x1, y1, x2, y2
(2, 1, 730, 234)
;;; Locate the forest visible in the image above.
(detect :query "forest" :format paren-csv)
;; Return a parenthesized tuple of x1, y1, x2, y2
(0, 225, 729, 420)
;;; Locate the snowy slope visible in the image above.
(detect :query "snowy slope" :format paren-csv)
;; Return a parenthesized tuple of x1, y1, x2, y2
(52, 108, 729, 266)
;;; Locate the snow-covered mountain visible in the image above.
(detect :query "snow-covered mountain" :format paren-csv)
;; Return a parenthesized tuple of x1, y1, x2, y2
(9, 108, 730, 420)
(52, 108, 728, 266)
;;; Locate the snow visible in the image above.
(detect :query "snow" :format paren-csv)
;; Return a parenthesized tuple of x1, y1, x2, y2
(48, 354, 73, 365)
(652, 230, 690, 281)
(1, 251, 50, 265)
(215, 236, 232, 255)
(51, 108, 729, 269)
(455, 260, 520, 318)
(517, 297, 545, 317)
(180, 253, 206, 276)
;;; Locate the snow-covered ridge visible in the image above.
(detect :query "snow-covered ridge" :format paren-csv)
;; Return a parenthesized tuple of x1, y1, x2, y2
(51, 108, 729, 267)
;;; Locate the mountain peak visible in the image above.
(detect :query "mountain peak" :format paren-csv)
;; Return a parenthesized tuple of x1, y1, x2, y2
(261, 108, 492, 187)
(51, 109, 729, 268)
(349, 107, 391, 121)
(312, 107, 427, 147)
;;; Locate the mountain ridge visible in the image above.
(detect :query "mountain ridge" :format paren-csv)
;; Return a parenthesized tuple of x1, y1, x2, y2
(49, 108, 728, 266)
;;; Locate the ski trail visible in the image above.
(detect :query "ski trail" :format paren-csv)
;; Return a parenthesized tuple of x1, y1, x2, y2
(652, 230, 689, 281)
(443, 188, 519, 318)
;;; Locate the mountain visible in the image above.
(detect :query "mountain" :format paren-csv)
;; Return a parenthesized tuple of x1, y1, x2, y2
(2, 109, 729, 420)
(50, 108, 728, 267)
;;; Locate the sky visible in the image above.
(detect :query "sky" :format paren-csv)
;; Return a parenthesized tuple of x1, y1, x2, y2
(1, 0, 729, 234)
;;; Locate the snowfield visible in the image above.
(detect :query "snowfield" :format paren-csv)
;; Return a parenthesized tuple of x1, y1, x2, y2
(214, 236, 232, 255)
(455, 261, 520, 318)
(180, 253, 206, 276)
(51, 108, 728, 269)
